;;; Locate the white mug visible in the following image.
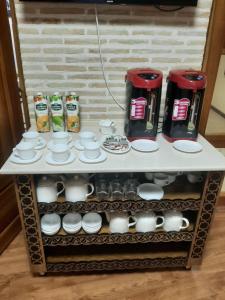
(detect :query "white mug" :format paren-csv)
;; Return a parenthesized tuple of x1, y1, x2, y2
(82, 212, 102, 234)
(135, 211, 164, 233)
(163, 210, 189, 232)
(187, 172, 203, 183)
(52, 132, 71, 145)
(65, 175, 94, 202)
(13, 142, 36, 160)
(36, 176, 65, 203)
(23, 131, 42, 147)
(106, 212, 136, 234)
(99, 119, 115, 135)
(51, 144, 70, 162)
(84, 141, 101, 160)
(154, 173, 171, 187)
(79, 131, 96, 146)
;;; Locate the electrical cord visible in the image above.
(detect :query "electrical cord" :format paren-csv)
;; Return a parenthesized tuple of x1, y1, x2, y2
(95, 5, 126, 111)
(154, 5, 184, 12)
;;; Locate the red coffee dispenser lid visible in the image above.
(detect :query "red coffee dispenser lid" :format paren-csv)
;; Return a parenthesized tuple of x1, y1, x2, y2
(168, 69, 207, 90)
(126, 68, 163, 89)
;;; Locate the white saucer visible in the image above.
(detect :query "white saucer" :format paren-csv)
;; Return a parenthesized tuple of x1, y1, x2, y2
(45, 151, 76, 165)
(47, 140, 73, 150)
(9, 151, 42, 164)
(137, 183, 164, 200)
(79, 149, 107, 164)
(74, 140, 84, 151)
(131, 139, 159, 152)
(173, 140, 203, 153)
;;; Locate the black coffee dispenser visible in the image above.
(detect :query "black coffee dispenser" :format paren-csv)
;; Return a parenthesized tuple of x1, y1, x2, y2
(124, 68, 163, 141)
(162, 70, 207, 142)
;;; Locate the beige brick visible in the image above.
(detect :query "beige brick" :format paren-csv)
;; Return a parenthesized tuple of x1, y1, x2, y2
(65, 57, 106, 63)
(109, 39, 147, 45)
(187, 40, 206, 46)
(42, 28, 84, 35)
(152, 57, 182, 63)
(110, 57, 149, 63)
(175, 49, 202, 54)
(64, 39, 106, 45)
(20, 38, 63, 44)
(17, 18, 62, 24)
(86, 29, 129, 35)
(39, 8, 85, 15)
(89, 49, 129, 54)
(43, 48, 85, 54)
(21, 47, 41, 53)
(152, 39, 184, 45)
(47, 65, 86, 72)
(19, 28, 39, 34)
(88, 66, 126, 72)
(26, 74, 64, 80)
(88, 82, 124, 88)
(22, 56, 62, 63)
(131, 49, 172, 54)
(47, 82, 86, 88)
(81, 107, 107, 113)
(23, 65, 44, 71)
(177, 31, 206, 37)
(67, 74, 103, 80)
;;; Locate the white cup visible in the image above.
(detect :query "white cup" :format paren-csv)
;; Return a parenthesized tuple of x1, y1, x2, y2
(99, 119, 115, 135)
(83, 141, 101, 160)
(62, 213, 82, 234)
(51, 144, 70, 162)
(52, 132, 71, 145)
(187, 172, 203, 183)
(106, 212, 136, 234)
(154, 173, 171, 187)
(23, 131, 42, 147)
(145, 172, 154, 181)
(13, 142, 36, 160)
(79, 131, 96, 146)
(82, 212, 102, 234)
(163, 210, 189, 232)
(134, 211, 164, 233)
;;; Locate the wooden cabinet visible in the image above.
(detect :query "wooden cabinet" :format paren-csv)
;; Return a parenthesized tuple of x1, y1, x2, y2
(0, 0, 25, 253)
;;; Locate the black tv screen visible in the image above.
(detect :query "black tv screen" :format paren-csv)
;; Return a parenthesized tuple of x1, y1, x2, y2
(20, 0, 198, 6)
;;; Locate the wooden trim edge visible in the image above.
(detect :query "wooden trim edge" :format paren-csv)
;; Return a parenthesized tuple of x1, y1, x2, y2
(217, 192, 225, 206)
(204, 134, 225, 148)
(0, 215, 21, 254)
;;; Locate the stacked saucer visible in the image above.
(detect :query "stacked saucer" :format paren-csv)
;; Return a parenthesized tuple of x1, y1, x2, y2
(41, 213, 61, 235)
(82, 212, 102, 234)
(62, 213, 82, 234)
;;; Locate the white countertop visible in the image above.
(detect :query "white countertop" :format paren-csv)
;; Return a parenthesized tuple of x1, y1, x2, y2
(1, 122, 225, 175)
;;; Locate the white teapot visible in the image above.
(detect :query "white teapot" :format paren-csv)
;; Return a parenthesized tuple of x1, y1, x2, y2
(36, 176, 64, 203)
(65, 175, 94, 202)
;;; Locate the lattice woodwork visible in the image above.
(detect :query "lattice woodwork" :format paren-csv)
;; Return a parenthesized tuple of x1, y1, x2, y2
(191, 172, 224, 259)
(38, 199, 201, 214)
(46, 256, 187, 272)
(42, 231, 194, 247)
(16, 175, 45, 268)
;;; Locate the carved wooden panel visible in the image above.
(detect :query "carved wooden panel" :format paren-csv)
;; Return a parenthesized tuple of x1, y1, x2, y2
(46, 256, 187, 272)
(16, 175, 45, 269)
(42, 231, 194, 247)
(38, 199, 201, 214)
(191, 172, 224, 259)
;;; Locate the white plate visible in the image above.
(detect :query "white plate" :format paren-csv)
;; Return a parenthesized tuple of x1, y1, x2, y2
(79, 149, 107, 164)
(9, 151, 42, 164)
(131, 139, 159, 152)
(74, 140, 84, 151)
(45, 151, 76, 165)
(137, 183, 164, 200)
(47, 140, 73, 150)
(173, 140, 203, 153)
(101, 135, 131, 154)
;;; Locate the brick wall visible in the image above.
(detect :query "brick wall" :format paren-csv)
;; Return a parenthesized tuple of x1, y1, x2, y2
(14, 0, 212, 123)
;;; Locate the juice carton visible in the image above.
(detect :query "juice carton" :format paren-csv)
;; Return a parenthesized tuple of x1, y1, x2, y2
(33, 93, 50, 132)
(50, 92, 65, 131)
(65, 92, 80, 133)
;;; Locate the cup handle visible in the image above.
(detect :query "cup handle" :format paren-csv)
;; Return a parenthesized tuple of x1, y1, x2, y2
(56, 181, 65, 196)
(128, 216, 136, 228)
(12, 148, 20, 158)
(181, 218, 189, 230)
(86, 183, 94, 197)
(105, 212, 110, 223)
(156, 216, 165, 228)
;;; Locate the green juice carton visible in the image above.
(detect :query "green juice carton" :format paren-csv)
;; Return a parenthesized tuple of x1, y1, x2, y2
(50, 92, 65, 131)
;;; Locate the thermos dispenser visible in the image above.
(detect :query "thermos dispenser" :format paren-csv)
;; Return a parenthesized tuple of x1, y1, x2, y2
(124, 68, 163, 141)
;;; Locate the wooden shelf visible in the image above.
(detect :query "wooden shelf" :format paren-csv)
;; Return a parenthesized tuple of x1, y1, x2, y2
(42, 224, 194, 246)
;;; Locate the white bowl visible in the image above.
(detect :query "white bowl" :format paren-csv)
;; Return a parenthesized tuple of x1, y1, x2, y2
(137, 183, 164, 201)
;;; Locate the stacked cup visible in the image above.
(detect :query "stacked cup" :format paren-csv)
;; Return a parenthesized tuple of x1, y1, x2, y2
(41, 213, 61, 235)
(62, 213, 82, 234)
